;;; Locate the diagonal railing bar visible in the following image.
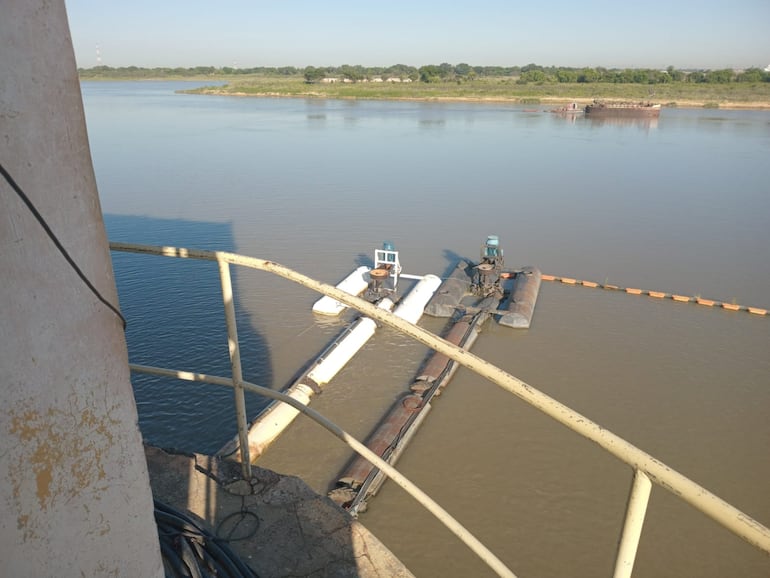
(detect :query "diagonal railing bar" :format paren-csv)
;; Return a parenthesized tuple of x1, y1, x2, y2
(112, 242, 770, 575)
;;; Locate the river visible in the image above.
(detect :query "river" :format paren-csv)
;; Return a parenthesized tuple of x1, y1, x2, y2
(83, 81, 770, 578)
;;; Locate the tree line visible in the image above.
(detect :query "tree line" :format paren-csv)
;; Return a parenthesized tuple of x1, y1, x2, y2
(78, 63, 770, 84)
(511, 64, 769, 85)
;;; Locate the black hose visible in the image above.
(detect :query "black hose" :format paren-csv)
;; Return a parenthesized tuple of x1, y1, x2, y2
(154, 500, 258, 578)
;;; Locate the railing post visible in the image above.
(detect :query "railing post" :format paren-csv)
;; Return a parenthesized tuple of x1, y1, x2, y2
(614, 469, 652, 578)
(217, 256, 252, 479)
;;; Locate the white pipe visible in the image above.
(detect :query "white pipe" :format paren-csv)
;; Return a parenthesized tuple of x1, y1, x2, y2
(308, 298, 394, 385)
(312, 265, 370, 315)
(242, 275, 441, 458)
(243, 383, 314, 458)
(241, 296, 397, 458)
(243, 299, 393, 458)
(309, 275, 441, 385)
(393, 274, 442, 323)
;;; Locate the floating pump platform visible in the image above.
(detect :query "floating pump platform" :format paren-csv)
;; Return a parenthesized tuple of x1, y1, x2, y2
(328, 235, 542, 513)
(425, 235, 542, 329)
(220, 235, 541, 513)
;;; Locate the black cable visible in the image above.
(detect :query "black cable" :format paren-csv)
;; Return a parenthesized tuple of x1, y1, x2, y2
(154, 500, 259, 578)
(190, 539, 229, 577)
(158, 538, 189, 577)
(0, 161, 127, 330)
(215, 498, 261, 543)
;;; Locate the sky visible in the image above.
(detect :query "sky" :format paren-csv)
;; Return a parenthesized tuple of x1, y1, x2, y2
(65, 0, 770, 71)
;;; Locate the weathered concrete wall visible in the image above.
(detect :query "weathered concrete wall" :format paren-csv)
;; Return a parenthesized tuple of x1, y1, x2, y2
(0, 2, 163, 576)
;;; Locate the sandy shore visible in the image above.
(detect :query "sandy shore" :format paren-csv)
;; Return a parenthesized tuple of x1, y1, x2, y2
(195, 88, 770, 111)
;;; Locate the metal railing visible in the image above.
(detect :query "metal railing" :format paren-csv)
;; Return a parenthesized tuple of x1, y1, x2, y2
(111, 242, 770, 578)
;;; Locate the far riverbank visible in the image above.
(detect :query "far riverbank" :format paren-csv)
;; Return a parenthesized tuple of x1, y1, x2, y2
(194, 90, 770, 111)
(181, 77, 770, 110)
(78, 74, 770, 110)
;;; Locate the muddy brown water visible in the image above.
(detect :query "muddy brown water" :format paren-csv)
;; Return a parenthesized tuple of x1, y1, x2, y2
(85, 82, 770, 577)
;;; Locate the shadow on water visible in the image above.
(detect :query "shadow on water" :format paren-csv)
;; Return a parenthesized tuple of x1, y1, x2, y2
(441, 248, 470, 277)
(107, 214, 411, 577)
(104, 214, 272, 454)
(353, 251, 373, 268)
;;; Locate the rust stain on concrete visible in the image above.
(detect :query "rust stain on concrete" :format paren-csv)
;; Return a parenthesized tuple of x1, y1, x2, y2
(6, 395, 122, 540)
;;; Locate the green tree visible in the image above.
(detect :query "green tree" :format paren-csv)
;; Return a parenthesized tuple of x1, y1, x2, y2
(386, 63, 419, 80)
(737, 67, 765, 82)
(340, 64, 364, 82)
(192, 66, 215, 76)
(521, 63, 543, 73)
(555, 68, 578, 83)
(667, 65, 685, 82)
(705, 69, 734, 83)
(455, 62, 472, 77)
(438, 62, 455, 79)
(577, 68, 599, 83)
(419, 65, 442, 83)
(518, 69, 546, 83)
(303, 66, 326, 83)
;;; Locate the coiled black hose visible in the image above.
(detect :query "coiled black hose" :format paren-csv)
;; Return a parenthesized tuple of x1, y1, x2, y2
(154, 500, 258, 578)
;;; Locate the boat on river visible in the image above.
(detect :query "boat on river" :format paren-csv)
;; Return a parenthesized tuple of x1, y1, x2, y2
(584, 99, 661, 117)
(550, 102, 584, 114)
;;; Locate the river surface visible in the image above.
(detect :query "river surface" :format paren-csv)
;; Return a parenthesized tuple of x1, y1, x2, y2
(82, 81, 770, 578)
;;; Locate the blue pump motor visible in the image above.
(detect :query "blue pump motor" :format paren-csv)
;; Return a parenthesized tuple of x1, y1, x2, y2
(382, 241, 396, 262)
(484, 235, 499, 258)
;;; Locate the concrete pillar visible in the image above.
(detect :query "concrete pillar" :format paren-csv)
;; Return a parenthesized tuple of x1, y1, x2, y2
(0, 2, 163, 576)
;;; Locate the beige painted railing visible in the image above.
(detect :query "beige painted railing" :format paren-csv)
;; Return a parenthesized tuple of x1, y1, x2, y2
(111, 242, 770, 578)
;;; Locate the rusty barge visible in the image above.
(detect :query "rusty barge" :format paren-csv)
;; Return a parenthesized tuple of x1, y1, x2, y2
(584, 100, 662, 117)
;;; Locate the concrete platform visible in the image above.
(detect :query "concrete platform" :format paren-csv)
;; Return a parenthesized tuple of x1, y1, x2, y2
(145, 445, 414, 578)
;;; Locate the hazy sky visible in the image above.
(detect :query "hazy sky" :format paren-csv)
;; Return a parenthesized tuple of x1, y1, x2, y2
(66, 0, 769, 70)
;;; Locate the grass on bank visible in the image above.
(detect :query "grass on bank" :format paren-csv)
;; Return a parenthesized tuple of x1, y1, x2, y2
(178, 75, 770, 108)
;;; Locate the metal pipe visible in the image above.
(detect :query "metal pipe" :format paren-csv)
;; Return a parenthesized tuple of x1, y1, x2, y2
(614, 469, 652, 578)
(240, 383, 314, 459)
(216, 257, 251, 478)
(112, 243, 770, 556)
(129, 363, 518, 578)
